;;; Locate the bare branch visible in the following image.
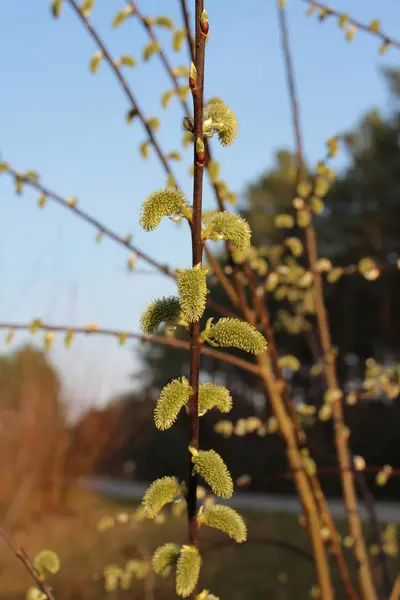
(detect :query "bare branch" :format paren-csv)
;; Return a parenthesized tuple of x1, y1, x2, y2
(0, 526, 56, 600)
(0, 321, 259, 375)
(301, 0, 400, 51)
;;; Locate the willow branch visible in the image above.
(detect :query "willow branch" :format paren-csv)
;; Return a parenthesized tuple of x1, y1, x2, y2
(2, 166, 234, 320)
(179, 0, 196, 63)
(0, 321, 259, 375)
(66, 0, 173, 178)
(5, 167, 175, 276)
(256, 355, 334, 599)
(126, 0, 191, 118)
(301, 0, 400, 50)
(0, 526, 56, 600)
(277, 4, 376, 598)
(186, 0, 207, 558)
(64, 0, 240, 321)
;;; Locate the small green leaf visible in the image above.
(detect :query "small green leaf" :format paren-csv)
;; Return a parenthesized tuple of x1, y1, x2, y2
(140, 141, 150, 159)
(167, 151, 181, 161)
(38, 194, 47, 208)
(97, 515, 115, 532)
(326, 137, 339, 158)
(310, 196, 325, 215)
(172, 66, 189, 78)
(278, 355, 300, 371)
(327, 267, 343, 283)
(64, 330, 74, 348)
(51, 0, 63, 18)
(81, 0, 95, 17)
(275, 214, 294, 228)
(297, 209, 311, 228)
(34, 550, 60, 576)
(143, 40, 160, 61)
(173, 29, 187, 52)
(5, 329, 15, 344)
(113, 5, 134, 28)
(126, 108, 138, 123)
(154, 16, 175, 30)
(285, 237, 303, 257)
(369, 19, 380, 33)
(162, 89, 175, 109)
(119, 54, 136, 68)
(176, 546, 201, 598)
(27, 588, 46, 600)
(15, 175, 24, 195)
(297, 181, 313, 198)
(207, 161, 220, 183)
(338, 13, 349, 29)
(142, 476, 183, 518)
(179, 85, 190, 100)
(146, 117, 160, 132)
(89, 51, 103, 73)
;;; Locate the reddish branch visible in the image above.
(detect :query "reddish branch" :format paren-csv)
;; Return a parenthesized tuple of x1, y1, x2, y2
(277, 4, 377, 598)
(0, 321, 259, 375)
(301, 0, 400, 51)
(2, 167, 233, 320)
(0, 526, 56, 600)
(186, 0, 207, 553)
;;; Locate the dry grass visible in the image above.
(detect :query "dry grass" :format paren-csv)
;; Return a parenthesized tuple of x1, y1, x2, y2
(0, 487, 353, 600)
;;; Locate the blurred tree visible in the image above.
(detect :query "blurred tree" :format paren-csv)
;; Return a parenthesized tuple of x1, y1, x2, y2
(0, 344, 68, 519)
(113, 70, 400, 497)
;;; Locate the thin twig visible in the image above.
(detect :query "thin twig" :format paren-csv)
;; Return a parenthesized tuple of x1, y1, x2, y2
(127, 1, 192, 118)
(179, 0, 196, 63)
(208, 536, 314, 563)
(66, 0, 173, 178)
(301, 0, 400, 51)
(277, 4, 377, 597)
(6, 167, 174, 276)
(3, 167, 234, 320)
(0, 526, 56, 600)
(0, 321, 259, 375)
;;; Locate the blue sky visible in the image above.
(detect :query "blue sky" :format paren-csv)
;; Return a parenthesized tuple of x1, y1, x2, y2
(1, 0, 399, 419)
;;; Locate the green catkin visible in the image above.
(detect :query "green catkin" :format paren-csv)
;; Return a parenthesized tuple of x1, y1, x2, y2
(204, 99, 238, 146)
(192, 450, 233, 498)
(176, 546, 202, 598)
(198, 505, 247, 543)
(139, 188, 187, 231)
(140, 296, 181, 334)
(208, 211, 251, 250)
(154, 377, 192, 430)
(152, 543, 180, 576)
(177, 265, 209, 322)
(205, 318, 267, 355)
(142, 476, 182, 518)
(198, 383, 232, 415)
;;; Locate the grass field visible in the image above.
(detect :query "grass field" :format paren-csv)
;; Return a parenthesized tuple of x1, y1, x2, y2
(0, 488, 381, 600)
